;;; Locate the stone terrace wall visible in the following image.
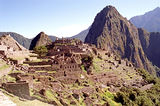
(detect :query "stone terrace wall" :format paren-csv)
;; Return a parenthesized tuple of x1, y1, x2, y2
(29, 66, 53, 71)
(2, 81, 30, 99)
(24, 61, 52, 66)
(60, 63, 80, 70)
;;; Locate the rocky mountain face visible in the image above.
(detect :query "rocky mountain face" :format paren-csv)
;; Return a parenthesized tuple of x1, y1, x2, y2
(138, 28, 160, 68)
(0, 35, 27, 51)
(130, 7, 160, 32)
(29, 32, 52, 50)
(85, 6, 154, 74)
(0, 32, 31, 49)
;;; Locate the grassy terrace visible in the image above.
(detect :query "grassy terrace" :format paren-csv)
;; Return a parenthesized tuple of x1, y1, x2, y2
(30, 65, 51, 67)
(0, 64, 10, 71)
(92, 57, 111, 73)
(1, 75, 16, 83)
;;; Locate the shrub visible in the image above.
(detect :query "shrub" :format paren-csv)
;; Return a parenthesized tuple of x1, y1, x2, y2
(138, 69, 158, 84)
(34, 46, 48, 57)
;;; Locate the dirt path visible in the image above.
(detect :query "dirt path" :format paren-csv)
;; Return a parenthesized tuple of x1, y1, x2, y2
(0, 91, 16, 106)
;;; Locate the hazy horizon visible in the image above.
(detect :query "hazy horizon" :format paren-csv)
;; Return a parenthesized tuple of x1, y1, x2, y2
(0, 0, 160, 38)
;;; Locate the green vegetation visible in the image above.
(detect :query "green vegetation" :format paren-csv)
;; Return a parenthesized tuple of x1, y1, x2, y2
(138, 69, 159, 84)
(0, 64, 9, 71)
(81, 56, 93, 71)
(99, 89, 121, 106)
(115, 69, 160, 106)
(81, 65, 86, 72)
(1, 75, 16, 83)
(92, 57, 104, 72)
(12, 70, 24, 74)
(34, 46, 48, 57)
(45, 90, 62, 106)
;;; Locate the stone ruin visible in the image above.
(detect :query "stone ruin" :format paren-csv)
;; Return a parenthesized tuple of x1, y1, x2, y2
(2, 81, 30, 99)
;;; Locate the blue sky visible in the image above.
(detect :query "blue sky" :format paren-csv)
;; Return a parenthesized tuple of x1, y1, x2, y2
(0, 0, 160, 38)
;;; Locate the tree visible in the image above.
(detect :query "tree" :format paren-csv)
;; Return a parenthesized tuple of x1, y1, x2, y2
(34, 46, 48, 57)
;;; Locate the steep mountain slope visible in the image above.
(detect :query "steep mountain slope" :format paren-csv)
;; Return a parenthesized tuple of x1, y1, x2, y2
(29, 32, 52, 50)
(138, 28, 160, 68)
(71, 27, 90, 42)
(85, 6, 154, 74)
(130, 7, 160, 32)
(0, 32, 31, 49)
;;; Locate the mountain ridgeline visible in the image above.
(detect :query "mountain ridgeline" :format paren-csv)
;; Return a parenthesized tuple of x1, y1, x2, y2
(85, 6, 155, 74)
(1, 6, 160, 76)
(71, 27, 90, 42)
(138, 29, 160, 75)
(130, 7, 160, 32)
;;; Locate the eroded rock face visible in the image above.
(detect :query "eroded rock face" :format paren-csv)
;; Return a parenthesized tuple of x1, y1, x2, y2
(85, 6, 154, 73)
(29, 32, 52, 50)
(138, 28, 160, 68)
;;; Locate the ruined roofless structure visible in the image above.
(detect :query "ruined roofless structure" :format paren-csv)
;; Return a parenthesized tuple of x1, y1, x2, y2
(48, 38, 84, 56)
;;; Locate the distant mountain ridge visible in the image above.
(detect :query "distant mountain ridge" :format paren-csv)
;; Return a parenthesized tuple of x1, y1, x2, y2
(130, 7, 160, 32)
(0, 32, 31, 49)
(70, 27, 90, 42)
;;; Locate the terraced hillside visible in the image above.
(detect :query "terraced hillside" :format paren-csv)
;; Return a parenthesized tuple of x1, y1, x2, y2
(0, 59, 12, 78)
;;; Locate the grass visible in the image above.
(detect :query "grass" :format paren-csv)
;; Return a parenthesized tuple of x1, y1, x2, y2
(99, 89, 122, 106)
(47, 71, 56, 74)
(1, 75, 16, 83)
(94, 57, 103, 62)
(22, 64, 29, 66)
(12, 70, 24, 73)
(45, 90, 62, 106)
(81, 65, 87, 72)
(0, 64, 10, 71)
(92, 57, 104, 72)
(31, 65, 51, 68)
(35, 70, 47, 73)
(93, 62, 101, 72)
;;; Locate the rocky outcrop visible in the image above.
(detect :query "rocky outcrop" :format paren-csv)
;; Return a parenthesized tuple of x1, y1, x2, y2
(85, 6, 154, 74)
(0, 35, 27, 51)
(138, 28, 160, 68)
(0, 32, 31, 49)
(29, 32, 52, 50)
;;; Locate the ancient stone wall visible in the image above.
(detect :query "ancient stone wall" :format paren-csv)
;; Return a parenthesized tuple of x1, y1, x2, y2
(2, 81, 30, 99)
(24, 61, 51, 66)
(60, 63, 80, 70)
(29, 66, 53, 71)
